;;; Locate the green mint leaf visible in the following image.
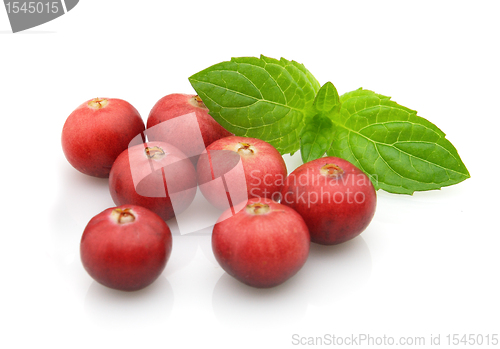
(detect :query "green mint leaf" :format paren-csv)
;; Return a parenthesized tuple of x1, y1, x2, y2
(299, 82, 340, 162)
(188, 55, 320, 154)
(313, 81, 340, 113)
(300, 114, 335, 163)
(327, 88, 470, 194)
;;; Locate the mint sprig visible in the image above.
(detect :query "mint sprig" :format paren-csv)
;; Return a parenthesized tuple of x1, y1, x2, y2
(189, 56, 470, 194)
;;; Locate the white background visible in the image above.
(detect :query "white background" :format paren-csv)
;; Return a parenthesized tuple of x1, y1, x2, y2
(1, 1, 499, 348)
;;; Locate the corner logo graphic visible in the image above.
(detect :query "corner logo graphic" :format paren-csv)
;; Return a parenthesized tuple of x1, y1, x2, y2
(3, 0, 79, 33)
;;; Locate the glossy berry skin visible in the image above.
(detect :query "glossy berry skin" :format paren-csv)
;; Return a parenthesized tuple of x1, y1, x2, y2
(62, 98, 145, 178)
(109, 141, 197, 221)
(212, 197, 310, 288)
(280, 157, 377, 245)
(146, 94, 232, 155)
(80, 205, 172, 291)
(197, 136, 287, 210)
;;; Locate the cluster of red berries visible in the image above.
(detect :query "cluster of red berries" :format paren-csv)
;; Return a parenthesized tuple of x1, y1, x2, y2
(62, 94, 376, 291)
